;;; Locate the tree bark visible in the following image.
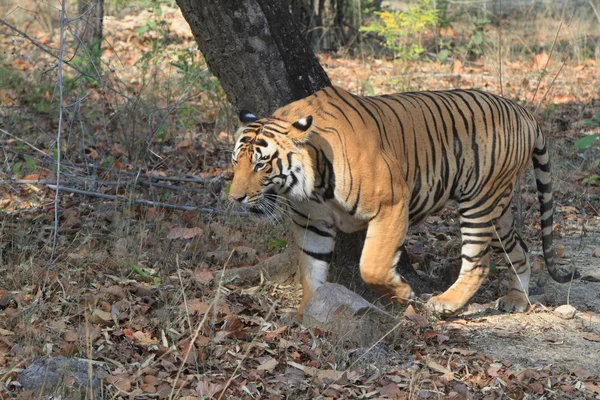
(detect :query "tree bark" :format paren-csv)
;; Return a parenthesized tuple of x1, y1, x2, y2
(175, 0, 330, 116)
(290, 0, 348, 51)
(77, 0, 104, 50)
(176, 0, 420, 303)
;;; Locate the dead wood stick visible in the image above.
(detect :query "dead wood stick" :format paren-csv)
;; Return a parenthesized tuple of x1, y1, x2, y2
(45, 184, 248, 215)
(1, 179, 209, 194)
(60, 162, 213, 183)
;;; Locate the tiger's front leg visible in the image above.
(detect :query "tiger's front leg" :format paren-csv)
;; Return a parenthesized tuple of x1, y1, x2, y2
(359, 202, 416, 303)
(290, 210, 337, 320)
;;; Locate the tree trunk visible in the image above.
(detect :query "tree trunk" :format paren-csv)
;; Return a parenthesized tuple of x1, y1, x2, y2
(175, 0, 330, 116)
(176, 0, 419, 303)
(290, 0, 348, 51)
(77, 0, 104, 50)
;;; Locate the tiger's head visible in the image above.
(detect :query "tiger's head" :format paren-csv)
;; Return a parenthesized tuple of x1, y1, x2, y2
(228, 110, 315, 208)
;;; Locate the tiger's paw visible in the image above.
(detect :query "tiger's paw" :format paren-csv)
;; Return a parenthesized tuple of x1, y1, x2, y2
(495, 292, 530, 313)
(280, 310, 303, 325)
(392, 285, 417, 304)
(426, 294, 465, 316)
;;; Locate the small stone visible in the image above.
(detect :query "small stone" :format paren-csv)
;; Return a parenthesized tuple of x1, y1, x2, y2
(554, 304, 577, 319)
(302, 283, 399, 346)
(18, 356, 108, 399)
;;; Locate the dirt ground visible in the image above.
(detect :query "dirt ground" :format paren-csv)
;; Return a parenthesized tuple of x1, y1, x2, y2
(462, 220, 600, 375)
(1, 2, 600, 398)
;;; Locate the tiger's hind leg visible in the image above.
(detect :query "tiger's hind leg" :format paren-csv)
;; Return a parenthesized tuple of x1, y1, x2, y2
(428, 188, 515, 315)
(491, 206, 531, 312)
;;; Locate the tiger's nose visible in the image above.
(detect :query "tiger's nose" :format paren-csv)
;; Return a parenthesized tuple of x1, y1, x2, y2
(229, 194, 246, 202)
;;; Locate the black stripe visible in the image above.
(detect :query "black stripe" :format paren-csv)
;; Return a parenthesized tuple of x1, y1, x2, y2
(533, 157, 551, 172)
(462, 239, 490, 245)
(349, 184, 361, 216)
(535, 179, 552, 193)
(330, 86, 367, 126)
(460, 221, 493, 229)
(292, 220, 334, 237)
(302, 249, 333, 263)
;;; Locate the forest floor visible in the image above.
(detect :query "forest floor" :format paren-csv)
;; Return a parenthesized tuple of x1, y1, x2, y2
(1, 2, 600, 399)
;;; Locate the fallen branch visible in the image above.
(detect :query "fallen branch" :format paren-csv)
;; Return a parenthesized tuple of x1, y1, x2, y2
(46, 184, 247, 215)
(0, 178, 210, 194)
(59, 162, 214, 183)
(214, 249, 299, 285)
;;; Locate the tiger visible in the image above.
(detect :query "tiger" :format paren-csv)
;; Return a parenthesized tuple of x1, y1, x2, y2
(228, 85, 577, 318)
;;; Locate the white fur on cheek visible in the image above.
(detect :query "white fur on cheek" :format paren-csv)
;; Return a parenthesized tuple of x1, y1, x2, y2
(287, 152, 315, 201)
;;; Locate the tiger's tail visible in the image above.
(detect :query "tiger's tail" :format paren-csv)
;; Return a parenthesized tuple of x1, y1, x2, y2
(533, 128, 579, 283)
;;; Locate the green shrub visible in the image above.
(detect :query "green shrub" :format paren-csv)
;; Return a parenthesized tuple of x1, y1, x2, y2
(576, 111, 600, 185)
(360, 0, 438, 60)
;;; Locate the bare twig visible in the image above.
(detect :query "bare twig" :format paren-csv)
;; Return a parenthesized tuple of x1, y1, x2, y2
(322, 318, 405, 394)
(528, 21, 562, 107)
(218, 301, 278, 400)
(533, 61, 566, 114)
(492, 225, 532, 309)
(0, 178, 209, 194)
(0, 17, 134, 103)
(0, 180, 72, 185)
(169, 250, 236, 400)
(498, 0, 503, 97)
(40, 0, 67, 300)
(0, 18, 91, 79)
(0, 128, 50, 157)
(59, 162, 214, 183)
(45, 184, 248, 215)
(175, 255, 193, 336)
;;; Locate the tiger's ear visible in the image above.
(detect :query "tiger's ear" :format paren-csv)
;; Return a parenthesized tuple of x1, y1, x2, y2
(239, 110, 259, 125)
(289, 115, 314, 143)
(292, 116, 312, 131)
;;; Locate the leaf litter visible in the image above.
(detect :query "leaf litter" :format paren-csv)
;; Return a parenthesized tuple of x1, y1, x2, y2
(1, 2, 600, 399)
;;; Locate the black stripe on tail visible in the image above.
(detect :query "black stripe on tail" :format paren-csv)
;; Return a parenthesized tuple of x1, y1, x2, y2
(533, 128, 579, 283)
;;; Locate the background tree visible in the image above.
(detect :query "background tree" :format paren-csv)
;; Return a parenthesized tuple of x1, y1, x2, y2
(175, 0, 431, 301)
(76, 0, 104, 50)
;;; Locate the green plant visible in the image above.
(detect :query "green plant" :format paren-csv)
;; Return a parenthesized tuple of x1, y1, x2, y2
(360, 0, 438, 60)
(0, 64, 55, 115)
(576, 111, 600, 185)
(467, 15, 492, 57)
(435, 13, 492, 62)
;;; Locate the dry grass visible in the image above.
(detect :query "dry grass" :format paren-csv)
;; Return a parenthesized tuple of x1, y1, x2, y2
(1, 0, 599, 398)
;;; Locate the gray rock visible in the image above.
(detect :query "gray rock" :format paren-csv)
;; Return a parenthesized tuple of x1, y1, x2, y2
(18, 356, 108, 399)
(302, 283, 401, 346)
(554, 304, 577, 319)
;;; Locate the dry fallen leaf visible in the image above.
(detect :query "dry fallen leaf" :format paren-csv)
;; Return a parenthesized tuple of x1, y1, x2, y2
(133, 330, 158, 346)
(317, 369, 345, 381)
(592, 248, 600, 258)
(183, 298, 211, 314)
(582, 333, 600, 342)
(404, 305, 429, 328)
(450, 348, 476, 356)
(88, 309, 114, 326)
(63, 330, 79, 342)
(586, 382, 600, 395)
(555, 245, 565, 258)
(257, 358, 278, 371)
(0, 328, 14, 336)
(452, 59, 463, 74)
(167, 226, 204, 240)
(197, 380, 224, 398)
(426, 359, 455, 381)
(531, 53, 550, 70)
(378, 383, 403, 397)
(193, 269, 214, 284)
